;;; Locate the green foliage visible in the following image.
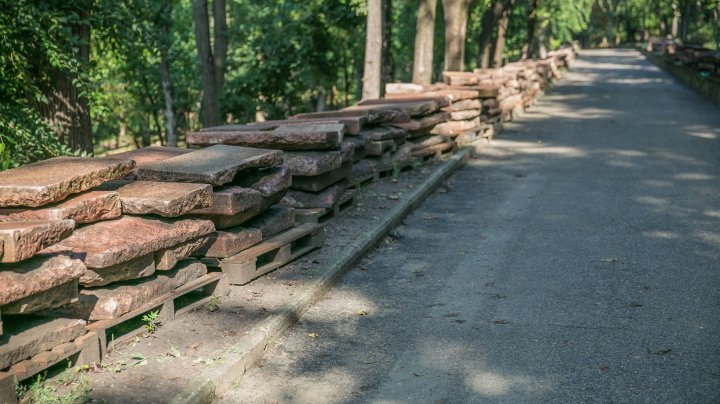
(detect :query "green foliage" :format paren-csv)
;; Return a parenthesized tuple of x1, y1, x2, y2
(142, 310, 161, 333)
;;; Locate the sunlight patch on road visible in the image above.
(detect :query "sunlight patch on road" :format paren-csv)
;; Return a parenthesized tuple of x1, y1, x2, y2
(465, 370, 554, 397)
(642, 230, 679, 240)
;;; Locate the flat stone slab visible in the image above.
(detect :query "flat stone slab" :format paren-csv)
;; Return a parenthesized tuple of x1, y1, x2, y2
(290, 108, 409, 124)
(284, 150, 343, 176)
(194, 227, 262, 258)
(354, 99, 444, 117)
(109, 147, 192, 179)
(246, 117, 366, 134)
(0, 191, 121, 225)
(350, 160, 377, 182)
(0, 157, 135, 208)
(194, 190, 285, 230)
(410, 135, 450, 151)
(0, 220, 75, 263)
(192, 186, 263, 216)
(430, 117, 481, 137)
(135, 145, 283, 186)
(0, 253, 85, 307)
(291, 160, 352, 192)
(449, 110, 481, 121)
(282, 181, 348, 209)
(391, 112, 451, 137)
(443, 98, 483, 112)
(243, 206, 296, 238)
(343, 138, 368, 162)
(411, 140, 457, 157)
(358, 126, 408, 142)
(2, 280, 79, 315)
(154, 236, 210, 271)
(80, 253, 156, 288)
(0, 316, 86, 370)
(235, 164, 292, 198)
(365, 140, 398, 157)
(63, 259, 207, 321)
(97, 180, 212, 217)
(188, 124, 344, 150)
(48, 216, 215, 268)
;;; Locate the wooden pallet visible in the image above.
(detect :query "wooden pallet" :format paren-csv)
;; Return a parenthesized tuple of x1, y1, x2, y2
(219, 223, 326, 285)
(86, 272, 228, 357)
(294, 190, 357, 225)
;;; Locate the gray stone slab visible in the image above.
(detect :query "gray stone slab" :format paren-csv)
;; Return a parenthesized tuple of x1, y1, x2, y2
(80, 253, 156, 288)
(63, 259, 207, 321)
(0, 254, 85, 307)
(284, 150, 343, 176)
(243, 206, 296, 238)
(290, 160, 352, 192)
(0, 157, 135, 208)
(0, 220, 75, 263)
(281, 181, 348, 209)
(187, 124, 344, 150)
(194, 227, 262, 258)
(0, 316, 86, 370)
(343, 137, 369, 162)
(47, 216, 215, 268)
(135, 145, 283, 186)
(365, 140, 398, 156)
(358, 126, 408, 142)
(97, 180, 212, 217)
(234, 164, 292, 198)
(0, 191, 121, 225)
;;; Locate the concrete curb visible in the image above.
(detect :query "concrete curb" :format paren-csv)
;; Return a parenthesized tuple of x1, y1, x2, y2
(172, 146, 474, 404)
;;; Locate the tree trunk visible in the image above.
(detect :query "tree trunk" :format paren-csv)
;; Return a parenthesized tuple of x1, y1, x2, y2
(442, 0, 473, 72)
(521, 0, 540, 60)
(193, 0, 220, 127)
(160, 0, 176, 147)
(362, 0, 383, 100)
(412, 0, 438, 84)
(491, 6, 509, 67)
(382, 0, 394, 93)
(671, 1, 679, 38)
(213, 0, 227, 108)
(477, 0, 512, 69)
(37, 6, 93, 154)
(679, 0, 691, 42)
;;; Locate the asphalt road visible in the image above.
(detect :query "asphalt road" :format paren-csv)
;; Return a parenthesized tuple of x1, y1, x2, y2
(216, 49, 720, 403)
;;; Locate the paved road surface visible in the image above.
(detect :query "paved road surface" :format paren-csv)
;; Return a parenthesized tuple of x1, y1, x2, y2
(216, 49, 720, 403)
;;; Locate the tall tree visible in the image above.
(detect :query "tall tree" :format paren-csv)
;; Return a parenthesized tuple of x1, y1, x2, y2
(477, 0, 513, 69)
(521, 0, 540, 59)
(412, 0, 438, 84)
(159, 0, 176, 147)
(363, 0, 383, 100)
(382, 0, 395, 91)
(213, 0, 227, 98)
(442, 0, 473, 71)
(491, 4, 511, 67)
(193, 0, 219, 127)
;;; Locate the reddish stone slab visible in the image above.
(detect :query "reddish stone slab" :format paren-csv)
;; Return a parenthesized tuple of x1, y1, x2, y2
(358, 126, 408, 142)
(194, 189, 286, 230)
(291, 161, 352, 192)
(409, 135, 450, 151)
(154, 236, 210, 271)
(391, 112, 451, 137)
(430, 117, 481, 137)
(188, 123, 344, 150)
(2, 280, 78, 315)
(0, 157, 135, 208)
(48, 216, 215, 268)
(343, 137, 368, 162)
(247, 117, 366, 134)
(0, 191, 121, 225)
(284, 150, 344, 176)
(282, 181, 348, 209)
(449, 110, 481, 121)
(194, 227, 262, 258)
(0, 220, 75, 263)
(290, 108, 409, 124)
(243, 206, 295, 238)
(0, 254, 86, 307)
(65, 260, 207, 321)
(192, 186, 263, 216)
(135, 145, 283, 186)
(0, 316, 86, 370)
(97, 180, 212, 217)
(365, 140, 398, 157)
(234, 164, 292, 198)
(443, 98, 483, 112)
(109, 146, 192, 179)
(80, 253, 156, 287)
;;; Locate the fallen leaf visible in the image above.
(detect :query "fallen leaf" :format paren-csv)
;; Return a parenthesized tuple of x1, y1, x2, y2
(356, 310, 369, 316)
(308, 333, 319, 338)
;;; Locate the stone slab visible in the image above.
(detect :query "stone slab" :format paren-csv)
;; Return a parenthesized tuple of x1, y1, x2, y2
(0, 220, 75, 263)
(343, 137, 369, 162)
(350, 160, 378, 182)
(340, 141, 355, 163)
(358, 126, 408, 142)
(154, 236, 210, 271)
(80, 253, 156, 288)
(47, 216, 215, 268)
(187, 124, 344, 150)
(245, 117, 365, 134)
(194, 227, 262, 258)
(0, 254, 85, 307)
(234, 164, 291, 198)
(290, 160, 352, 192)
(1, 280, 78, 315)
(195, 190, 285, 230)
(192, 186, 263, 216)
(443, 98, 483, 112)
(62, 260, 207, 321)
(135, 145, 283, 186)
(0, 191, 121, 225)
(391, 112, 451, 137)
(0, 316, 86, 370)
(281, 181, 348, 209)
(430, 117, 481, 137)
(243, 206, 296, 238)
(0, 157, 134, 208)
(365, 140, 398, 156)
(411, 140, 457, 157)
(449, 110, 481, 121)
(409, 135, 450, 151)
(109, 147, 193, 179)
(97, 180, 212, 217)
(290, 108, 408, 124)
(284, 150, 343, 176)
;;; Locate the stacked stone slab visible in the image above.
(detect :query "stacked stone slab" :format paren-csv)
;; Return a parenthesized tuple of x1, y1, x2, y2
(0, 156, 136, 377)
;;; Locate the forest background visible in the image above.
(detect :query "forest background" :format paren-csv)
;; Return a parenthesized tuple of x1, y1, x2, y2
(1, 0, 718, 168)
